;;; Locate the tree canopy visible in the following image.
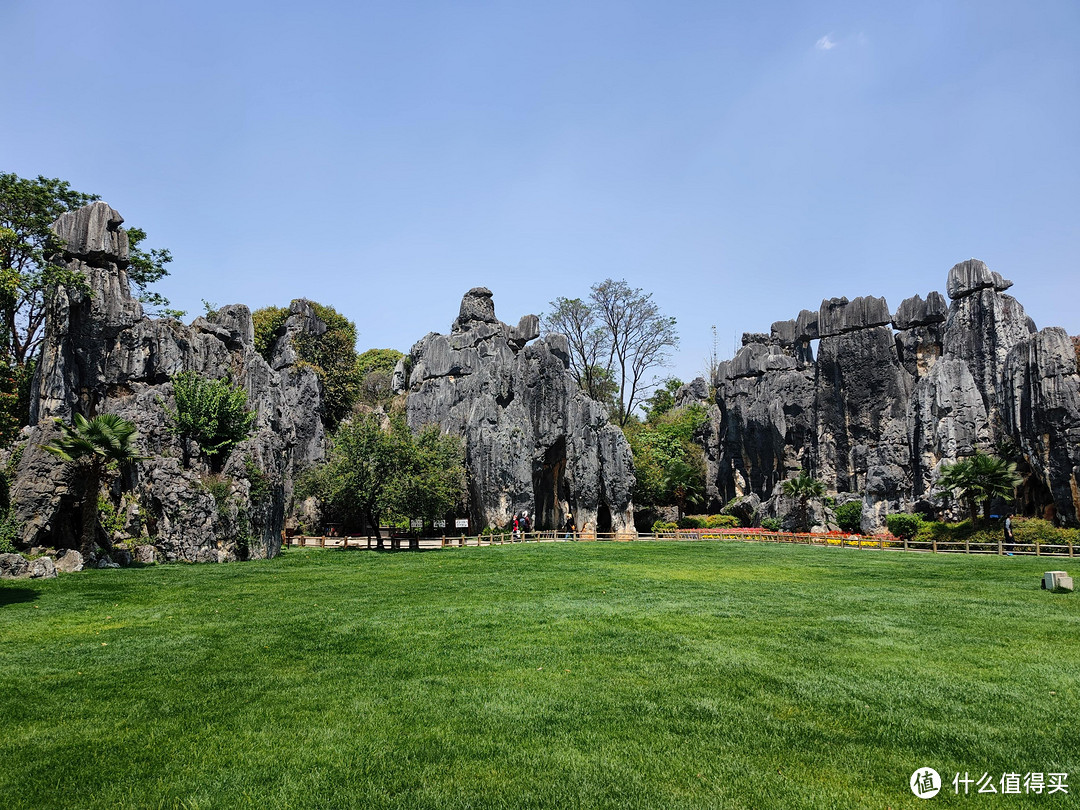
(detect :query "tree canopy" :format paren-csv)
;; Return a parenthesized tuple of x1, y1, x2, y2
(302, 413, 466, 541)
(782, 470, 826, 532)
(545, 279, 678, 426)
(935, 452, 1021, 524)
(42, 413, 143, 555)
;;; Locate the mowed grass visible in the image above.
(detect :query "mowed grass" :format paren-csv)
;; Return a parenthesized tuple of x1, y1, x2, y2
(1, 542, 1077, 809)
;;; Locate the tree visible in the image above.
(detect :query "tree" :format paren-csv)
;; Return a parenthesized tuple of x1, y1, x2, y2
(166, 372, 256, 468)
(642, 377, 683, 422)
(935, 452, 1021, 524)
(626, 402, 708, 511)
(41, 413, 143, 555)
(303, 413, 406, 544)
(304, 414, 467, 543)
(663, 457, 704, 519)
(1, 173, 174, 368)
(543, 296, 611, 403)
(390, 424, 467, 525)
(545, 280, 679, 426)
(356, 348, 404, 406)
(590, 279, 679, 426)
(782, 470, 826, 532)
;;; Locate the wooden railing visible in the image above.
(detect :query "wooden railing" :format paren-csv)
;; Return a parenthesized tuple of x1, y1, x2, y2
(284, 526, 1075, 557)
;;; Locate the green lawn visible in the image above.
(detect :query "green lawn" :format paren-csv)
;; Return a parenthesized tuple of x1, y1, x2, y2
(1, 542, 1076, 809)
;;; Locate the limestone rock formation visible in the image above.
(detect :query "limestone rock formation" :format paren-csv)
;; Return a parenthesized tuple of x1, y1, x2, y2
(700, 259, 1080, 528)
(5, 202, 329, 562)
(402, 288, 635, 533)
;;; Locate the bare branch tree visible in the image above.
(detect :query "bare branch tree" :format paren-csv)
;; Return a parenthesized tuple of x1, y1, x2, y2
(542, 296, 612, 404)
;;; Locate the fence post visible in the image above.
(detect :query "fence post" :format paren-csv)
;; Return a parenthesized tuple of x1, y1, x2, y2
(965, 537, 969, 554)
(1070, 540, 1074, 558)
(1036, 539, 1041, 557)
(903, 536, 908, 551)
(997, 536, 1002, 556)
(932, 537, 937, 553)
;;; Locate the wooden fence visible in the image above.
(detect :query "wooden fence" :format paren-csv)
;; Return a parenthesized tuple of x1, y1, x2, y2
(284, 526, 1076, 557)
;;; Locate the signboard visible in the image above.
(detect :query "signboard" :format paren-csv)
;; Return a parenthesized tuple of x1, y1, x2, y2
(410, 519, 423, 529)
(433, 519, 447, 529)
(455, 518, 469, 529)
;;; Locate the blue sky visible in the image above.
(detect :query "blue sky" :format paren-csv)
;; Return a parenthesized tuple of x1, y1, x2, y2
(3, 0, 1078, 386)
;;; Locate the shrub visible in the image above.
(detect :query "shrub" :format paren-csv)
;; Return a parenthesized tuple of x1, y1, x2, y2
(677, 516, 702, 529)
(761, 517, 781, 531)
(167, 372, 256, 463)
(703, 514, 739, 529)
(252, 306, 289, 362)
(885, 513, 923, 540)
(651, 520, 678, 533)
(835, 501, 863, 533)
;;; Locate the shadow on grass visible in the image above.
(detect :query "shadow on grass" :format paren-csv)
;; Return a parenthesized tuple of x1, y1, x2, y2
(0, 586, 39, 606)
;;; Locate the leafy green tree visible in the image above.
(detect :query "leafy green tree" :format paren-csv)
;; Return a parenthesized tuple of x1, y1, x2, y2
(41, 413, 143, 555)
(356, 348, 404, 406)
(626, 403, 708, 510)
(663, 458, 704, 519)
(303, 413, 405, 544)
(935, 452, 1021, 524)
(782, 470, 826, 532)
(166, 372, 256, 467)
(390, 424, 467, 525)
(642, 378, 683, 422)
(304, 414, 467, 543)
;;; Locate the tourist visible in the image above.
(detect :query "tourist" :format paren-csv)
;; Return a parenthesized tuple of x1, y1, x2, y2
(563, 514, 575, 540)
(1004, 513, 1015, 554)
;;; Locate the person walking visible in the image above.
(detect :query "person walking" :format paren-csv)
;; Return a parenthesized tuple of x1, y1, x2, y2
(512, 514, 520, 540)
(1004, 513, 1015, 554)
(563, 513, 575, 540)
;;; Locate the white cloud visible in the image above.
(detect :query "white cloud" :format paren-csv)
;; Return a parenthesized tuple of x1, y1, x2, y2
(815, 35, 836, 51)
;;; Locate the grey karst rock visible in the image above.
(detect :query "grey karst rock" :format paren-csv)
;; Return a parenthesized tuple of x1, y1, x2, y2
(133, 545, 159, 565)
(699, 259, 1080, 527)
(945, 259, 1013, 299)
(818, 296, 891, 338)
(404, 290, 635, 533)
(0, 553, 30, 579)
(893, 292, 948, 330)
(674, 376, 710, 408)
(712, 343, 816, 505)
(942, 284, 1035, 423)
(722, 493, 761, 527)
(55, 549, 85, 573)
(815, 318, 911, 506)
(26, 556, 58, 578)
(1000, 327, 1080, 524)
(8, 202, 331, 562)
(907, 359, 989, 502)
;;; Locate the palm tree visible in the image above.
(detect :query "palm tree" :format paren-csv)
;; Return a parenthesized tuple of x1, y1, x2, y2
(42, 413, 143, 556)
(663, 458, 703, 520)
(782, 470, 826, 532)
(935, 452, 1021, 525)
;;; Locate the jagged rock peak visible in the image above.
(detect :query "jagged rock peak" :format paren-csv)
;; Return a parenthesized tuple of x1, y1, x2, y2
(893, 292, 948, 330)
(818, 295, 891, 338)
(52, 201, 129, 264)
(453, 287, 498, 332)
(946, 259, 1013, 300)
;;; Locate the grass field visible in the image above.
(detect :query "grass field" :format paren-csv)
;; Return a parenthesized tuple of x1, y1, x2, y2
(1, 541, 1077, 809)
